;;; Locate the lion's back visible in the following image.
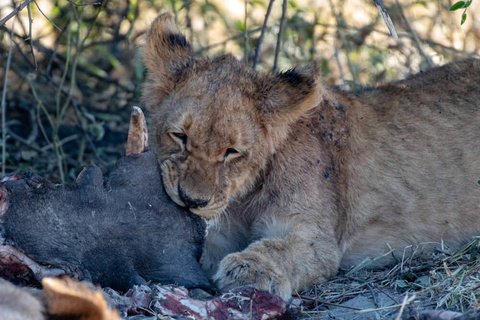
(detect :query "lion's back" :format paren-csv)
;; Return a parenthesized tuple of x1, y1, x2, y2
(339, 59, 480, 267)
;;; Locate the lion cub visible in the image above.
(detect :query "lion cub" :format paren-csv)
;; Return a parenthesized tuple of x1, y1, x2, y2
(142, 13, 480, 300)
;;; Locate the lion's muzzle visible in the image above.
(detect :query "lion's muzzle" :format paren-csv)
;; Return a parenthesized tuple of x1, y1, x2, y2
(178, 186, 210, 208)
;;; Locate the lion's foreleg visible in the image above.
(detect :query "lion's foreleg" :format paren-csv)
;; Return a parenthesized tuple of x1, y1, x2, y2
(213, 223, 341, 300)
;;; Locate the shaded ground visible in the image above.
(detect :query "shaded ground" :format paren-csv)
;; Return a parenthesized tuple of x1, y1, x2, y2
(296, 239, 480, 319)
(102, 239, 480, 319)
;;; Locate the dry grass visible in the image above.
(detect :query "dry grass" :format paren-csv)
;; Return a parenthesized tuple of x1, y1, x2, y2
(295, 238, 480, 319)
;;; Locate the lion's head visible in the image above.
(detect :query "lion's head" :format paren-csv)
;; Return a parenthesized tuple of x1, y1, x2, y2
(142, 13, 325, 219)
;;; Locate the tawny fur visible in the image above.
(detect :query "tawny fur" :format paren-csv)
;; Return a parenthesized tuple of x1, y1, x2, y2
(142, 13, 480, 300)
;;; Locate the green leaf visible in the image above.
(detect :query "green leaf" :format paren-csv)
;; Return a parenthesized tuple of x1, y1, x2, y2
(51, 6, 61, 17)
(235, 20, 245, 32)
(21, 150, 38, 161)
(449, 1, 466, 11)
(461, 12, 467, 24)
(396, 280, 410, 288)
(415, 0, 427, 7)
(465, 0, 473, 8)
(86, 63, 108, 78)
(288, 0, 299, 9)
(127, 7, 136, 21)
(200, 2, 219, 14)
(251, 0, 267, 8)
(94, 113, 122, 122)
(415, 275, 431, 288)
(108, 54, 122, 69)
(321, 59, 330, 77)
(87, 123, 105, 141)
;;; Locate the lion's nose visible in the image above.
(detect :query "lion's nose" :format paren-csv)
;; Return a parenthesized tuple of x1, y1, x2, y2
(178, 187, 210, 208)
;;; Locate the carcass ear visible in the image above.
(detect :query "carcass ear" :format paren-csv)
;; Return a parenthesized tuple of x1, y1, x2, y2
(258, 61, 323, 130)
(142, 13, 193, 107)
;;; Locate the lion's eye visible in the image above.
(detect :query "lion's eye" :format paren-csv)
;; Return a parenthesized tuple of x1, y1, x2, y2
(224, 148, 240, 158)
(170, 132, 187, 146)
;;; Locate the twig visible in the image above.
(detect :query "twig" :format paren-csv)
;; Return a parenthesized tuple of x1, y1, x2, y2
(26, 71, 65, 183)
(55, 21, 72, 132)
(373, 0, 398, 40)
(195, 27, 262, 54)
(11, 0, 28, 35)
(318, 300, 363, 310)
(72, 4, 111, 172)
(328, 0, 360, 86)
(0, 0, 34, 28)
(110, 0, 128, 54)
(334, 47, 349, 90)
(367, 283, 379, 307)
(66, 0, 101, 6)
(45, 22, 68, 76)
(41, 134, 81, 152)
(252, 0, 275, 70)
(6, 128, 78, 167)
(346, 248, 395, 276)
(124, 0, 139, 38)
(0, 13, 131, 94)
(6, 127, 45, 153)
(302, 282, 370, 301)
(26, 2, 38, 70)
(33, 0, 61, 31)
(72, 102, 106, 166)
(52, 3, 84, 183)
(395, 293, 416, 320)
(170, 0, 177, 23)
(1, 17, 16, 177)
(78, 1, 105, 48)
(334, 299, 414, 318)
(243, 0, 249, 63)
(273, 0, 287, 73)
(195, 17, 478, 60)
(81, 38, 126, 50)
(300, 295, 364, 310)
(375, 284, 400, 304)
(26, 108, 38, 144)
(183, 0, 193, 45)
(396, 0, 433, 68)
(55, 3, 105, 170)
(6, 36, 105, 170)
(27, 77, 54, 145)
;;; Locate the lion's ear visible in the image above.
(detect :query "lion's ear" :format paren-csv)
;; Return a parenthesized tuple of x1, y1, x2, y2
(142, 13, 192, 107)
(258, 61, 323, 129)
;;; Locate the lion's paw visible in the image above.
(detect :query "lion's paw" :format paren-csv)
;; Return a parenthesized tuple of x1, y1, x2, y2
(213, 251, 292, 300)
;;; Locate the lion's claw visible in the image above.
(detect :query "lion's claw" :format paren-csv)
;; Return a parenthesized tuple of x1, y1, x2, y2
(213, 251, 292, 301)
